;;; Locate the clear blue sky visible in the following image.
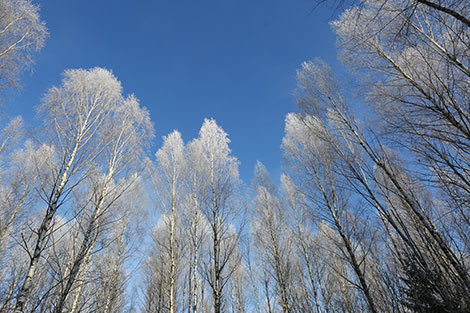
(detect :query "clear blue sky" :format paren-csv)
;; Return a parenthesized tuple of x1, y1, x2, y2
(6, 0, 340, 184)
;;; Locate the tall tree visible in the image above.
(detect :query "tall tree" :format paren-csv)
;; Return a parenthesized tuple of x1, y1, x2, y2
(183, 137, 208, 313)
(252, 162, 295, 313)
(282, 112, 381, 313)
(150, 130, 187, 313)
(193, 119, 242, 313)
(0, 0, 47, 92)
(294, 47, 470, 312)
(13, 68, 151, 313)
(330, 0, 470, 309)
(52, 89, 153, 313)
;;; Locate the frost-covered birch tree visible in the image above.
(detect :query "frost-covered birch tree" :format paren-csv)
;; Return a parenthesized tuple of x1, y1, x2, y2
(192, 119, 243, 313)
(148, 130, 186, 313)
(292, 15, 470, 307)
(182, 136, 211, 313)
(252, 162, 295, 313)
(0, 0, 47, 92)
(52, 85, 153, 313)
(13, 67, 153, 313)
(329, 1, 470, 309)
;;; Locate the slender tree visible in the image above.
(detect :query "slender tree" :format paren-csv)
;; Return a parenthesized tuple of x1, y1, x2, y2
(0, 0, 47, 92)
(52, 89, 153, 313)
(193, 119, 242, 313)
(252, 162, 294, 313)
(151, 130, 186, 313)
(13, 68, 139, 313)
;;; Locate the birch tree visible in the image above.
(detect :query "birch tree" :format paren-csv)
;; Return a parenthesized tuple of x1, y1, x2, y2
(193, 119, 242, 313)
(150, 130, 186, 313)
(330, 1, 470, 309)
(0, 0, 47, 92)
(52, 90, 153, 313)
(183, 135, 209, 313)
(281, 175, 324, 313)
(252, 162, 295, 313)
(294, 52, 470, 311)
(13, 67, 148, 313)
(332, 0, 470, 253)
(282, 112, 382, 313)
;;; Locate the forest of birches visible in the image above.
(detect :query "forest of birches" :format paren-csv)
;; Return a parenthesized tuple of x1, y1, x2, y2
(1, 0, 470, 312)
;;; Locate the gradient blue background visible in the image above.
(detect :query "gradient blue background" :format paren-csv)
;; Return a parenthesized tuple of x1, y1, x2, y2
(6, 0, 340, 183)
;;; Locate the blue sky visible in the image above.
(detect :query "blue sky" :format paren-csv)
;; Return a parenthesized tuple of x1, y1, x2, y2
(6, 0, 340, 184)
